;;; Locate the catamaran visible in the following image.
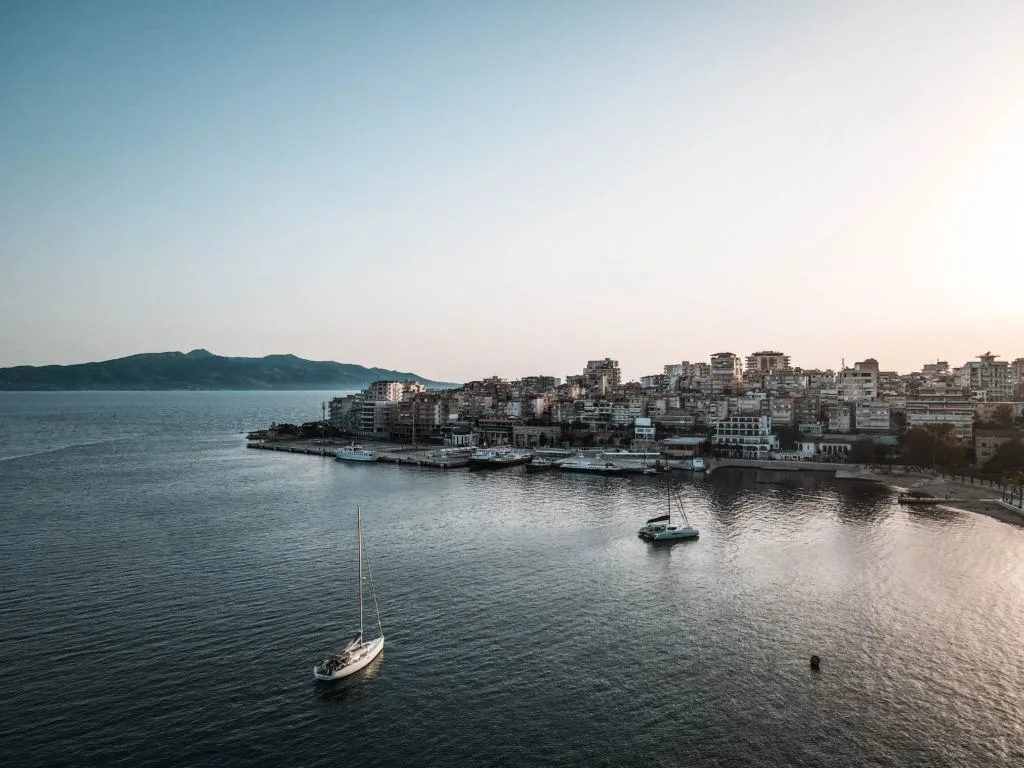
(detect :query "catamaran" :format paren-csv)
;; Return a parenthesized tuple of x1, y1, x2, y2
(638, 475, 699, 541)
(313, 506, 385, 680)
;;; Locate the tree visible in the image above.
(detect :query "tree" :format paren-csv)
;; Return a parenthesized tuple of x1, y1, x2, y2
(983, 439, 1024, 477)
(993, 405, 1014, 427)
(891, 411, 908, 432)
(848, 439, 878, 464)
(901, 425, 968, 469)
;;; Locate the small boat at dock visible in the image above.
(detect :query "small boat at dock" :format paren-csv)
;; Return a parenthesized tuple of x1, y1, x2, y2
(526, 457, 558, 472)
(336, 444, 378, 462)
(558, 455, 624, 475)
(467, 447, 532, 469)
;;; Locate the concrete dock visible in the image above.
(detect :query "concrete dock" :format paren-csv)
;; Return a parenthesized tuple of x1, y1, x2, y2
(246, 440, 469, 468)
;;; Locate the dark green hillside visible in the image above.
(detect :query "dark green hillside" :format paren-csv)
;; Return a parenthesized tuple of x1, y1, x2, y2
(0, 349, 457, 391)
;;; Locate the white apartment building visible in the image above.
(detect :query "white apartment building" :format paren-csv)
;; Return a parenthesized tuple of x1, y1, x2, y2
(634, 417, 656, 441)
(905, 401, 975, 441)
(837, 369, 878, 402)
(959, 353, 1013, 401)
(855, 400, 891, 432)
(710, 352, 743, 393)
(712, 415, 780, 457)
(611, 401, 644, 426)
(366, 380, 406, 402)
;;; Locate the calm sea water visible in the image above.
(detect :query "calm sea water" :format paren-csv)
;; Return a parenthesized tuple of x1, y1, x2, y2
(1, 391, 1022, 767)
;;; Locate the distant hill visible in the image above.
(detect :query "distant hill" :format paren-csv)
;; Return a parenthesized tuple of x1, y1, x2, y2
(0, 349, 458, 391)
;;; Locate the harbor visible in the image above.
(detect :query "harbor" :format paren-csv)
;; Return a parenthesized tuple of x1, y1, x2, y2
(245, 438, 711, 474)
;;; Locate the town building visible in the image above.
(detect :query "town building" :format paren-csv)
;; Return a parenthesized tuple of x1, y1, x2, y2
(905, 400, 975, 441)
(855, 400, 892, 432)
(1012, 358, 1024, 386)
(837, 368, 878, 402)
(583, 359, 621, 394)
(710, 352, 743, 394)
(769, 396, 795, 427)
(828, 404, 853, 433)
(634, 417, 656, 444)
(367, 380, 406, 402)
(712, 415, 780, 457)
(745, 350, 791, 373)
(959, 352, 1013, 401)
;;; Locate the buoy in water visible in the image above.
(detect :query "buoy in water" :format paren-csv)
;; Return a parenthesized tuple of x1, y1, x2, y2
(810, 655, 821, 670)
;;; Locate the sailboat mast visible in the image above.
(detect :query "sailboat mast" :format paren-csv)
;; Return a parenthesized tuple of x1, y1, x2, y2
(666, 463, 671, 522)
(357, 506, 363, 634)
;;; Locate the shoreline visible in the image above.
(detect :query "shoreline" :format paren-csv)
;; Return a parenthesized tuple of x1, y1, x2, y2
(850, 469, 1024, 527)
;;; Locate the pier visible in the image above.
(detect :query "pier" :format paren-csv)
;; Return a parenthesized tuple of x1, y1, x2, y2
(246, 440, 470, 468)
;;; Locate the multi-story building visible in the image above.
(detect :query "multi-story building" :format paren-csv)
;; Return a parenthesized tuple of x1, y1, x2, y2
(905, 400, 975, 441)
(641, 374, 668, 390)
(856, 400, 891, 432)
(519, 375, 560, 393)
(974, 401, 1024, 424)
(328, 394, 362, 432)
(828, 404, 853, 433)
(745, 350, 791, 373)
(837, 368, 878, 402)
(1012, 358, 1024, 386)
(610, 401, 645, 426)
(769, 396, 795, 427)
(549, 400, 576, 424)
(583, 359, 621, 395)
(712, 415, 780, 457)
(710, 352, 743, 394)
(794, 394, 821, 425)
(764, 371, 809, 393)
(959, 353, 1013, 401)
(366, 380, 406, 402)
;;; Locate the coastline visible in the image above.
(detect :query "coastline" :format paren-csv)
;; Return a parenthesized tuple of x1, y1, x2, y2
(849, 468, 1024, 527)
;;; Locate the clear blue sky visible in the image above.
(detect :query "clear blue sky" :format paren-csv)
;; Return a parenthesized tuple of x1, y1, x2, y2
(2, 1, 1022, 381)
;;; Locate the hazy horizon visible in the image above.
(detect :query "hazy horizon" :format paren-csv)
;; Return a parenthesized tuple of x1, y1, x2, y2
(3, 1, 1022, 382)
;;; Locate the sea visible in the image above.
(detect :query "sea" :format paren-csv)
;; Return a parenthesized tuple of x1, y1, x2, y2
(1, 391, 1022, 768)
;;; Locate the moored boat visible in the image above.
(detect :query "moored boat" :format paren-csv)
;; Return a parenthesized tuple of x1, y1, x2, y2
(335, 444, 378, 462)
(558, 455, 624, 475)
(525, 458, 558, 472)
(467, 447, 532, 469)
(638, 475, 699, 541)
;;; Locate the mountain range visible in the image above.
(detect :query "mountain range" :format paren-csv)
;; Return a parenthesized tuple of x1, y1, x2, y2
(0, 350, 457, 391)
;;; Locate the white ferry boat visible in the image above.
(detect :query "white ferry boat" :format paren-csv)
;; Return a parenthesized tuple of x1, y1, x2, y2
(335, 445, 378, 462)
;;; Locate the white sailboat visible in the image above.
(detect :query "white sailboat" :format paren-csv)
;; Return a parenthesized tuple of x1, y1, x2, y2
(313, 506, 385, 681)
(638, 474, 699, 541)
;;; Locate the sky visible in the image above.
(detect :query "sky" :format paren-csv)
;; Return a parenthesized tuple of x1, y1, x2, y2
(1, 0, 1022, 382)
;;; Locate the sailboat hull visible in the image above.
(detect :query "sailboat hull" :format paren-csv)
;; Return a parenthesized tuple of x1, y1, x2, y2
(313, 636, 384, 681)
